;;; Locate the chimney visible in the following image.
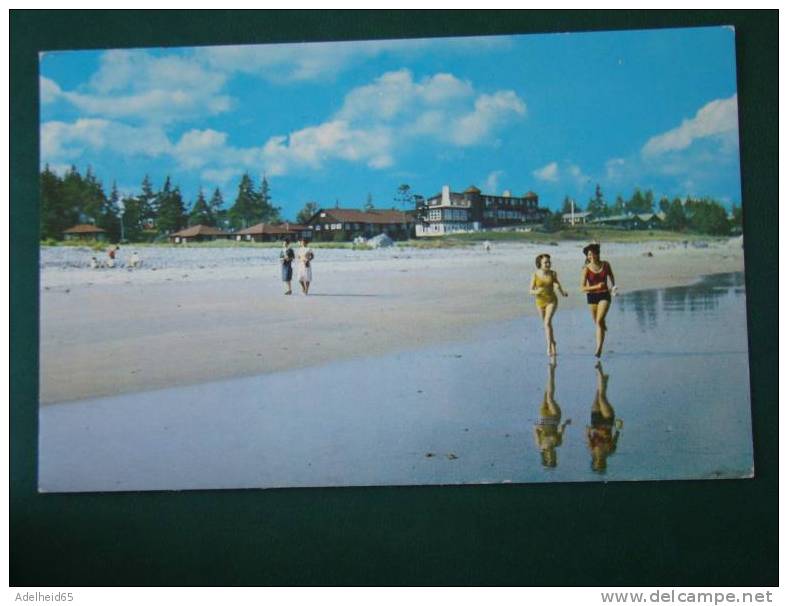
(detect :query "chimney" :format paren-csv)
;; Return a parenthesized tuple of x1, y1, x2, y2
(442, 185, 450, 206)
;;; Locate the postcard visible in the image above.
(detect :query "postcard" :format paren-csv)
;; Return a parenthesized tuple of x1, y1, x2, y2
(38, 26, 752, 492)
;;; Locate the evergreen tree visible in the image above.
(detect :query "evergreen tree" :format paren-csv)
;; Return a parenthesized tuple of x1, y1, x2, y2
(643, 189, 655, 214)
(121, 194, 145, 242)
(627, 188, 646, 214)
(561, 196, 582, 214)
(229, 173, 258, 229)
(296, 201, 319, 224)
(40, 164, 72, 239)
(98, 181, 122, 241)
(731, 204, 743, 229)
(659, 196, 671, 214)
(156, 177, 186, 233)
(208, 188, 226, 228)
(612, 194, 626, 215)
(586, 184, 607, 217)
(138, 175, 158, 228)
(664, 198, 688, 231)
(256, 175, 281, 223)
(687, 198, 729, 235)
(364, 193, 375, 212)
(188, 188, 214, 226)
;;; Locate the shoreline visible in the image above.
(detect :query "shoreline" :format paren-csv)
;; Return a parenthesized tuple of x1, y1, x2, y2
(39, 239, 745, 404)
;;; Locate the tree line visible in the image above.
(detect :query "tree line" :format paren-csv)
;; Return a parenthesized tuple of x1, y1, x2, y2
(40, 165, 281, 242)
(548, 184, 742, 236)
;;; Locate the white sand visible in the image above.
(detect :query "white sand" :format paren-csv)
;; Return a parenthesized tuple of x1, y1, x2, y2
(39, 239, 745, 404)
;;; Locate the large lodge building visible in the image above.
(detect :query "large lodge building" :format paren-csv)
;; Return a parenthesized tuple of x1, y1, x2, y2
(417, 185, 549, 237)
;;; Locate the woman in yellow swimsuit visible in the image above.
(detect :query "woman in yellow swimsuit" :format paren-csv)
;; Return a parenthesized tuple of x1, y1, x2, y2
(529, 253, 568, 357)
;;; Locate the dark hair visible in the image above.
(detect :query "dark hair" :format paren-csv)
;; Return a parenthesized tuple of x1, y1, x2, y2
(582, 243, 600, 258)
(535, 253, 551, 268)
(283, 238, 290, 244)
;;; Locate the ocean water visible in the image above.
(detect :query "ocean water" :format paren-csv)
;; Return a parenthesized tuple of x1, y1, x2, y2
(39, 273, 753, 492)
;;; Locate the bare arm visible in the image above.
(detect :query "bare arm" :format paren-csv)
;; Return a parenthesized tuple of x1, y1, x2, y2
(606, 262, 616, 288)
(529, 273, 542, 296)
(553, 271, 568, 296)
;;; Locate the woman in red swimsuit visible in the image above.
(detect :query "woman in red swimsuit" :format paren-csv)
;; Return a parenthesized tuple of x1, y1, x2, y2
(580, 243, 617, 357)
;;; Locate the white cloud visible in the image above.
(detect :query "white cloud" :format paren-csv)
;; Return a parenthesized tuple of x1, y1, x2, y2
(40, 77, 61, 104)
(533, 162, 559, 182)
(484, 170, 504, 193)
(41, 119, 173, 161)
(201, 167, 242, 186)
(194, 36, 513, 83)
(49, 49, 233, 124)
(567, 163, 590, 187)
(451, 91, 526, 146)
(262, 120, 393, 175)
(642, 94, 739, 157)
(337, 69, 473, 124)
(258, 70, 525, 176)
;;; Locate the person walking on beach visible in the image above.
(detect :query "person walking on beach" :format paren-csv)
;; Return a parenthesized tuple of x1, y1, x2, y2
(580, 243, 617, 357)
(586, 361, 623, 473)
(296, 237, 314, 295)
(533, 359, 571, 468)
(106, 245, 119, 268)
(529, 253, 568, 357)
(280, 238, 295, 295)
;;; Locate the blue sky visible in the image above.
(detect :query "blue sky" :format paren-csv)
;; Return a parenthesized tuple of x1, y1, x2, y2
(39, 26, 742, 219)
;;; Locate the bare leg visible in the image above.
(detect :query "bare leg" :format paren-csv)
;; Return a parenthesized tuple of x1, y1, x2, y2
(594, 299, 611, 357)
(544, 360, 560, 416)
(588, 304, 599, 354)
(595, 362, 614, 419)
(299, 279, 306, 294)
(544, 302, 558, 356)
(304, 281, 310, 295)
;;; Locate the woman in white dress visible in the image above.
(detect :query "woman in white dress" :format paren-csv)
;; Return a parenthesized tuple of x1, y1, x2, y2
(296, 237, 315, 295)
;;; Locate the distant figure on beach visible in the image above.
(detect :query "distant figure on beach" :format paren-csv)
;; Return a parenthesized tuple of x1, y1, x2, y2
(483, 240, 491, 252)
(280, 238, 295, 295)
(529, 253, 568, 357)
(580, 243, 617, 358)
(296, 237, 314, 295)
(128, 251, 142, 269)
(90, 256, 100, 269)
(106, 245, 119, 268)
(586, 361, 623, 473)
(533, 360, 571, 468)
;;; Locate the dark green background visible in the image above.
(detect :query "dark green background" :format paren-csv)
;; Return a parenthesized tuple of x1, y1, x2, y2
(10, 11, 778, 586)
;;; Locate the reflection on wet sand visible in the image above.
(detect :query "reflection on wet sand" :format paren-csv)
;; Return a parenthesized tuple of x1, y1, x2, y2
(533, 361, 571, 468)
(586, 361, 624, 473)
(618, 272, 746, 330)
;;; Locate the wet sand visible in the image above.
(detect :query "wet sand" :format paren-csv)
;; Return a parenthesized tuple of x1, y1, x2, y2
(39, 239, 744, 404)
(39, 273, 753, 492)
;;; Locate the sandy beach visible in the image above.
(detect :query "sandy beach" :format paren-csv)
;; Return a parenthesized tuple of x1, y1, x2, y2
(39, 238, 744, 404)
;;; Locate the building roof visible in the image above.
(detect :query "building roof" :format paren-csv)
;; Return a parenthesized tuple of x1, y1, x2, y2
(592, 214, 643, 223)
(236, 222, 311, 235)
(63, 224, 106, 234)
(170, 224, 230, 237)
(522, 191, 538, 199)
(561, 212, 593, 219)
(312, 208, 415, 225)
(464, 185, 481, 194)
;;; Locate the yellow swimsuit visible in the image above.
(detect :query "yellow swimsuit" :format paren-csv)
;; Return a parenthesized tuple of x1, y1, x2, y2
(533, 271, 558, 309)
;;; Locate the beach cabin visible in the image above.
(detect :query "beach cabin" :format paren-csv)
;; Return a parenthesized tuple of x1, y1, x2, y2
(591, 214, 645, 230)
(63, 224, 108, 242)
(235, 222, 312, 243)
(637, 213, 664, 230)
(168, 224, 232, 244)
(561, 211, 593, 225)
(306, 208, 415, 242)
